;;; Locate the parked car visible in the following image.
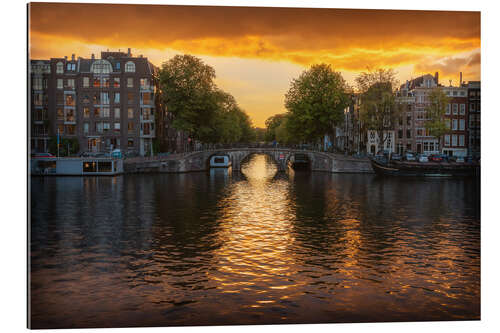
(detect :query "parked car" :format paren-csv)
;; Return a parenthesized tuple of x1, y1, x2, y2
(405, 152, 416, 161)
(32, 152, 54, 158)
(391, 153, 402, 161)
(110, 149, 123, 158)
(418, 154, 429, 163)
(428, 154, 443, 162)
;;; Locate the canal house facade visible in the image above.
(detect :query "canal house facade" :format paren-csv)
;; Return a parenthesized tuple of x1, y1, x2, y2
(30, 49, 157, 156)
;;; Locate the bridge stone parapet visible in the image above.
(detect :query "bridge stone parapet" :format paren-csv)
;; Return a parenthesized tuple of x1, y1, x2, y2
(124, 148, 373, 174)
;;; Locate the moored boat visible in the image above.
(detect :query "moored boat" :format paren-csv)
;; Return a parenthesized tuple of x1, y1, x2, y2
(370, 157, 479, 177)
(209, 155, 232, 168)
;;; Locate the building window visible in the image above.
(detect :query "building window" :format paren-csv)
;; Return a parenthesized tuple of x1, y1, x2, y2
(94, 107, 100, 117)
(444, 135, 450, 146)
(57, 108, 64, 120)
(57, 79, 63, 89)
(445, 119, 451, 129)
(452, 104, 458, 115)
(128, 92, 134, 104)
(127, 77, 134, 88)
(470, 103, 475, 112)
(91, 60, 112, 73)
(128, 122, 134, 133)
(116, 62, 120, 70)
(141, 108, 153, 120)
(128, 108, 134, 119)
(452, 134, 457, 146)
(406, 130, 411, 139)
(93, 77, 100, 88)
(32, 77, 43, 90)
(459, 135, 465, 147)
(66, 79, 75, 89)
(95, 122, 103, 133)
(103, 122, 110, 133)
(140, 78, 150, 89)
(459, 119, 465, 131)
(128, 138, 134, 148)
(103, 77, 110, 88)
(452, 119, 458, 130)
(460, 104, 466, 115)
(65, 95, 75, 106)
(114, 92, 120, 104)
(83, 107, 90, 118)
(65, 125, 76, 135)
(84, 123, 89, 134)
(83, 77, 89, 88)
(143, 123, 151, 135)
(416, 128, 423, 136)
(114, 108, 120, 119)
(56, 62, 63, 74)
(114, 78, 120, 88)
(102, 107, 110, 118)
(82, 95, 90, 104)
(114, 122, 121, 133)
(406, 115, 411, 126)
(141, 92, 152, 105)
(101, 92, 110, 105)
(125, 61, 135, 73)
(64, 109, 75, 122)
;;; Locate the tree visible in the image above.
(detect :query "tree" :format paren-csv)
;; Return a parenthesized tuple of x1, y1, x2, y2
(48, 136, 79, 156)
(284, 64, 350, 144)
(425, 88, 451, 150)
(158, 54, 219, 143)
(356, 68, 402, 150)
(264, 113, 286, 142)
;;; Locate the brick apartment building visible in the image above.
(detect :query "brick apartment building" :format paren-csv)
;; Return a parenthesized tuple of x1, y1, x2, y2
(463, 81, 481, 158)
(394, 72, 475, 157)
(30, 48, 157, 156)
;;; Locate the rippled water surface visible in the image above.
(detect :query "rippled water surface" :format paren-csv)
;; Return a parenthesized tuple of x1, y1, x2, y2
(30, 154, 480, 328)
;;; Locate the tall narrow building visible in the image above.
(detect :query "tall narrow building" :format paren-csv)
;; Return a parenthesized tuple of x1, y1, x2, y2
(29, 49, 157, 156)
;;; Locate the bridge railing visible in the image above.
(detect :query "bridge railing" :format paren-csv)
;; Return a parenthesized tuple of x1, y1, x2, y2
(124, 143, 369, 163)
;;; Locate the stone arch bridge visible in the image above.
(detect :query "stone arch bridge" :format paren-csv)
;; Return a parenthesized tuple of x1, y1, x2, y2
(125, 148, 373, 174)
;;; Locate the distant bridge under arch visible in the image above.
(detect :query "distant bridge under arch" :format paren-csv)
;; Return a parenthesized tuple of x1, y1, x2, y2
(125, 148, 373, 174)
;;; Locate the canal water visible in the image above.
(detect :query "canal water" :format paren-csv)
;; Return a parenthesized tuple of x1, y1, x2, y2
(30, 154, 480, 328)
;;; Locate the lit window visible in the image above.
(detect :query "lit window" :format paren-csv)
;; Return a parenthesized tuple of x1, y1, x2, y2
(125, 61, 135, 72)
(128, 138, 134, 147)
(114, 78, 120, 88)
(83, 107, 90, 118)
(128, 122, 134, 133)
(128, 108, 134, 119)
(91, 60, 112, 73)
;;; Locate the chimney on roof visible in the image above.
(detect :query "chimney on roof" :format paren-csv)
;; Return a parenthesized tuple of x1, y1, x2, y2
(91, 53, 95, 60)
(449, 79, 452, 87)
(71, 54, 75, 61)
(459, 72, 463, 86)
(64, 56, 67, 60)
(127, 48, 131, 56)
(434, 72, 439, 85)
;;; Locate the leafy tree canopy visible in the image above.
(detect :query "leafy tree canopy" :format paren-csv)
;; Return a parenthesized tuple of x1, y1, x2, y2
(284, 64, 350, 143)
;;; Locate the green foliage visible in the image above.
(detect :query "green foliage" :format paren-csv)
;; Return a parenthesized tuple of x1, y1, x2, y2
(356, 68, 402, 145)
(284, 64, 350, 143)
(425, 88, 451, 145)
(159, 54, 254, 144)
(48, 136, 79, 156)
(254, 127, 266, 142)
(264, 113, 286, 142)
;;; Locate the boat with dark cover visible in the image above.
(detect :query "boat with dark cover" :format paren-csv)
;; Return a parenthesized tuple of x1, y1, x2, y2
(370, 157, 479, 177)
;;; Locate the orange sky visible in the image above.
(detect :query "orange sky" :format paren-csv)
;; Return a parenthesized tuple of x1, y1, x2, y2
(29, 3, 480, 127)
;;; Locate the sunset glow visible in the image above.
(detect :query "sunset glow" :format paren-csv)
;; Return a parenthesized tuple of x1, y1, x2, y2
(29, 3, 480, 127)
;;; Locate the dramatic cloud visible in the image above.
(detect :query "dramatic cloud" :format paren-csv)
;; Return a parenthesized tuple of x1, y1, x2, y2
(28, 3, 481, 126)
(29, 3, 480, 71)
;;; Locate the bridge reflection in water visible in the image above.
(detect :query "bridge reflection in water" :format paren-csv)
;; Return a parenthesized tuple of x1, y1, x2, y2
(30, 154, 480, 328)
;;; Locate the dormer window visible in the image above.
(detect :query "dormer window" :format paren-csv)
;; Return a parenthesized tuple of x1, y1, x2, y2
(116, 62, 120, 70)
(91, 59, 112, 74)
(125, 61, 135, 73)
(56, 62, 64, 74)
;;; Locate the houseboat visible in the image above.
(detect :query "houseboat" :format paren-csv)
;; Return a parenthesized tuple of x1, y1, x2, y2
(209, 155, 232, 168)
(30, 157, 123, 176)
(370, 157, 479, 177)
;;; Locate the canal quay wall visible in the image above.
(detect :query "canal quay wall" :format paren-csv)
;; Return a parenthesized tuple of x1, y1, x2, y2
(123, 149, 374, 174)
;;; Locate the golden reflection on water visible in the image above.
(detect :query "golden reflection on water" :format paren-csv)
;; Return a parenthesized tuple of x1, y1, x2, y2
(209, 155, 304, 308)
